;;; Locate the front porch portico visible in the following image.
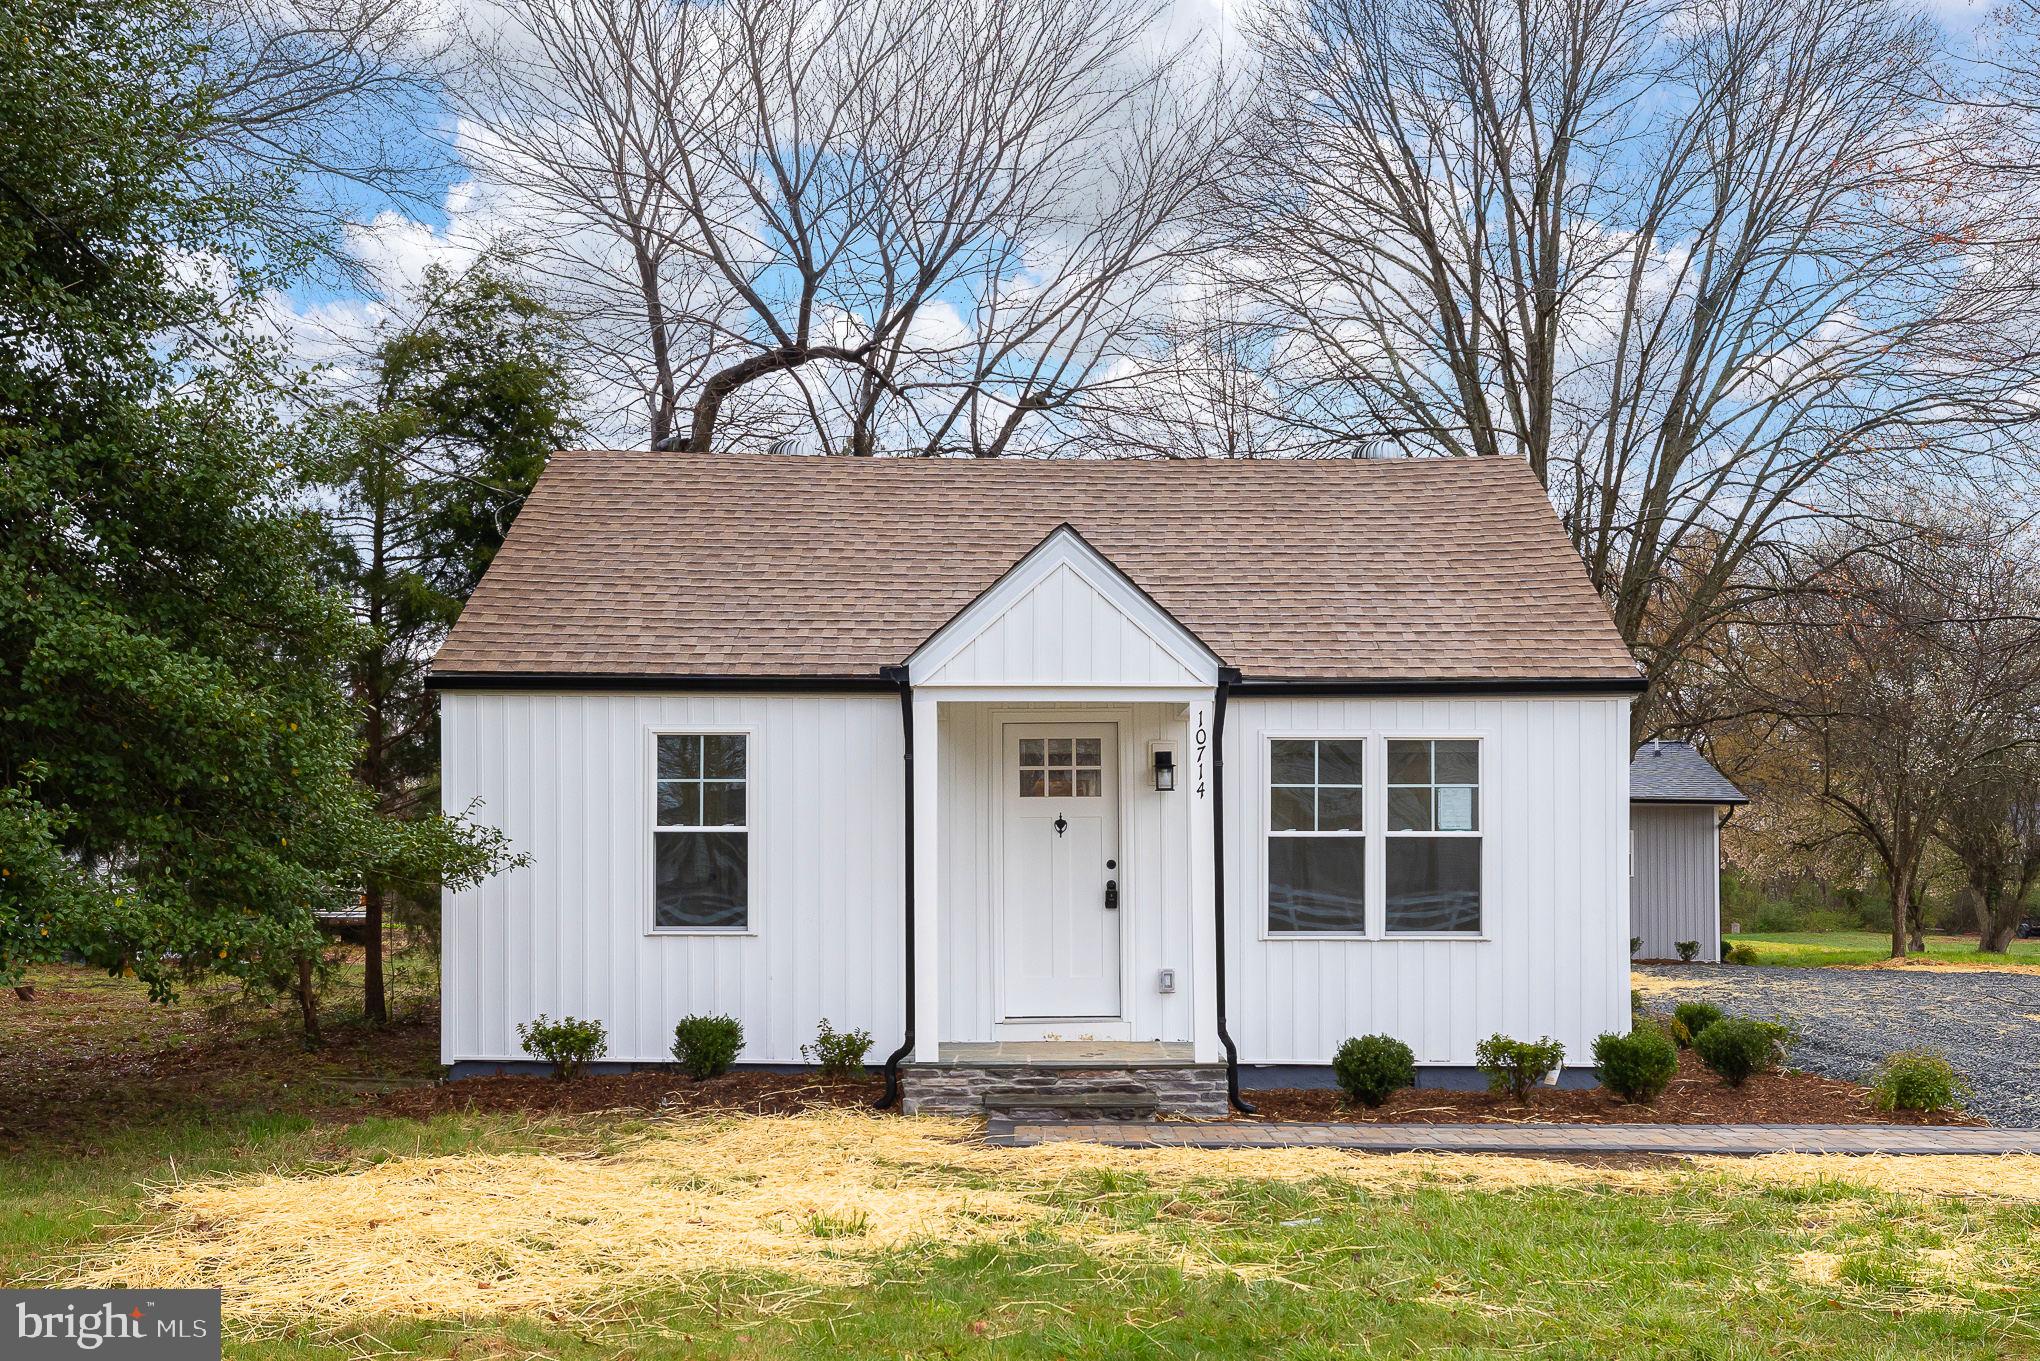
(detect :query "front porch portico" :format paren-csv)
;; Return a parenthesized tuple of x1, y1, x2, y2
(895, 525, 1227, 1113)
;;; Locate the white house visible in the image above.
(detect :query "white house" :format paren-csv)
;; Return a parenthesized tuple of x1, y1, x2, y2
(432, 452, 1643, 1115)
(1629, 740, 1747, 963)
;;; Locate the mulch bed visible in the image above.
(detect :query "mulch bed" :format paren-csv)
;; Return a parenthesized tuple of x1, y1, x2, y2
(1235, 1049, 1981, 1126)
(370, 1050, 1974, 1129)
(373, 1069, 884, 1121)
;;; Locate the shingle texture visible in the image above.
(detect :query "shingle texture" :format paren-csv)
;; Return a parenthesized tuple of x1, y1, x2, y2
(432, 451, 1641, 683)
(1629, 741, 1748, 804)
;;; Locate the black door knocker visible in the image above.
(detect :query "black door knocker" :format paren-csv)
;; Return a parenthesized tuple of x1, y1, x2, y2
(1053, 815, 1068, 837)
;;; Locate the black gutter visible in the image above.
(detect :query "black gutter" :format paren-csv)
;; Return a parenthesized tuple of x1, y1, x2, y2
(1211, 666, 1253, 1114)
(874, 664, 916, 1108)
(1230, 676, 1646, 698)
(1632, 797, 1751, 807)
(426, 672, 896, 693)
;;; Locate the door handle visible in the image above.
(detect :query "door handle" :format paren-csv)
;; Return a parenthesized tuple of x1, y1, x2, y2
(1104, 879, 1119, 911)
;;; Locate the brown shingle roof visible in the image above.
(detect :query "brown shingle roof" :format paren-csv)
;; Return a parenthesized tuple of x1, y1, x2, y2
(431, 451, 1640, 685)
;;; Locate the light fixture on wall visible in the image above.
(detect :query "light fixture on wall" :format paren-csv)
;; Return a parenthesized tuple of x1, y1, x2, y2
(1152, 748, 1176, 792)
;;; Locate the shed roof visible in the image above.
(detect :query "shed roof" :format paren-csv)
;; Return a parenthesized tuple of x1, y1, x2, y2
(431, 451, 1642, 686)
(1630, 741, 1748, 805)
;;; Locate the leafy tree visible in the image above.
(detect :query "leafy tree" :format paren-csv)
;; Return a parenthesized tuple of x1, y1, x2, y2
(0, 0, 513, 1036)
(1727, 519, 2040, 957)
(318, 261, 577, 1023)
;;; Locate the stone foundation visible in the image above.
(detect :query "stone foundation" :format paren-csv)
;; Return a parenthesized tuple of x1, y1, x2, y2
(901, 1063, 1229, 1118)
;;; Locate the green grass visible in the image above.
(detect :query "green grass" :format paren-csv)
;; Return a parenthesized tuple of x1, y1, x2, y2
(10, 965, 2040, 1358)
(1724, 931, 2040, 969)
(15, 1134, 2032, 1361)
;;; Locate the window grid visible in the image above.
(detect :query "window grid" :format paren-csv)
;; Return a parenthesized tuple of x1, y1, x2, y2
(1269, 739, 1366, 836)
(1385, 739, 1480, 837)
(1266, 739, 1367, 935)
(1018, 734, 1103, 798)
(1384, 738, 1482, 936)
(653, 733, 750, 933)
(1264, 735, 1486, 939)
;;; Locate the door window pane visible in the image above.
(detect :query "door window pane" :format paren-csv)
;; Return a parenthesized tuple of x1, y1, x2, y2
(1019, 732, 1104, 797)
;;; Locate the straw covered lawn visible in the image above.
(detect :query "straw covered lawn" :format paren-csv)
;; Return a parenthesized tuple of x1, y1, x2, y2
(64, 1108, 2040, 1349)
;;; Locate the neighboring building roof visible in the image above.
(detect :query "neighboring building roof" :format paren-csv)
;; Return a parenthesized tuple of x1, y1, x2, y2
(431, 451, 1643, 686)
(1629, 741, 1748, 805)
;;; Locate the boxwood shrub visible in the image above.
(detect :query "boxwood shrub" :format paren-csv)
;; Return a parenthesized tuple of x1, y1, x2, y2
(1332, 1034, 1417, 1107)
(672, 1014, 745, 1079)
(1693, 1017, 1789, 1087)
(1870, 1050, 1970, 1113)
(1592, 1026, 1679, 1103)
(1671, 1002, 1724, 1048)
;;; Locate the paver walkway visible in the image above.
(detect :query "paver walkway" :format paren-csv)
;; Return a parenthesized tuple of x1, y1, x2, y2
(986, 1120, 2040, 1155)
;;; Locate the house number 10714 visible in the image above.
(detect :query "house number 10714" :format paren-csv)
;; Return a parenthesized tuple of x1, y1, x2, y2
(1193, 710, 1207, 797)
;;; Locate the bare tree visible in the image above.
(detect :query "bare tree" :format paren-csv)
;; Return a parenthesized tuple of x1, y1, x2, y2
(189, 0, 451, 279)
(455, 0, 1238, 453)
(1730, 518, 2040, 958)
(1227, 0, 2040, 733)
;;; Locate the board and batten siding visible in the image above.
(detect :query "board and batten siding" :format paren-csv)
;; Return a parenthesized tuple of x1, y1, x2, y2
(439, 691, 904, 1065)
(1630, 804, 1722, 963)
(1224, 695, 1632, 1069)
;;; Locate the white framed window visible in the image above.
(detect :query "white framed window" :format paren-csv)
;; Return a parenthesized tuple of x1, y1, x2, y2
(1266, 738, 1367, 933)
(652, 732, 749, 931)
(1385, 738, 1481, 934)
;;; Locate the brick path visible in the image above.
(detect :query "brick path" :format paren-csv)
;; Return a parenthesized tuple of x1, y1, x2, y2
(985, 1120, 2040, 1155)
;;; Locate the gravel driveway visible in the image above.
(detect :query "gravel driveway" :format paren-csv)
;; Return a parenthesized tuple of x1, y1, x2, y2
(1634, 964, 2040, 1128)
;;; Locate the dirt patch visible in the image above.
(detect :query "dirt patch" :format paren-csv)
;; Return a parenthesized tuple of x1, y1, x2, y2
(1840, 957, 2040, 977)
(1234, 1050, 1980, 1126)
(0, 965, 441, 1153)
(373, 1069, 882, 1120)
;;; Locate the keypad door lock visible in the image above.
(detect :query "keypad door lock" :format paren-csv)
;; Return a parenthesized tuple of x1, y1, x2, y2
(1104, 879, 1119, 911)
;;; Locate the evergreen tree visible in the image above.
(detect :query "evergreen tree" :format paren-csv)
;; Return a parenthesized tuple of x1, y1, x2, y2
(319, 262, 577, 1022)
(0, 0, 511, 1031)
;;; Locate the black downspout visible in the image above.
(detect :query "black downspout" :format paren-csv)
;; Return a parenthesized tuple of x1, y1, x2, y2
(1212, 667, 1253, 1114)
(874, 665, 915, 1108)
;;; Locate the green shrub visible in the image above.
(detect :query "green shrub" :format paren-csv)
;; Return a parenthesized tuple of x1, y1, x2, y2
(517, 1014, 608, 1081)
(1592, 1027, 1679, 1103)
(1870, 1050, 1970, 1113)
(1630, 935, 1643, 956)
(1693, 1017, 1790, 1087)
(671, 1014, 744, 1079)
(1474, 1034, 1566, 1102)
(803, 1018, 873, 1077)
(1675, 940, 1700, 962)
(1332, 1034, 1417, 1107)
(1724, 942, 1760, 966)
(1672, 1002, 1724, 1045)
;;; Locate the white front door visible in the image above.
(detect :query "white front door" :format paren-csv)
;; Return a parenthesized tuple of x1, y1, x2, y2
(999, 722, 1122, 1020)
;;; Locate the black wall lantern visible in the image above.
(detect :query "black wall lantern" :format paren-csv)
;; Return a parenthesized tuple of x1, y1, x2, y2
(1153, 748, 1177, 792)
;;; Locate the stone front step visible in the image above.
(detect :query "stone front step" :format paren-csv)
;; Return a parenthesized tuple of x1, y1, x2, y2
(901, 1062, 1228, 1118)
